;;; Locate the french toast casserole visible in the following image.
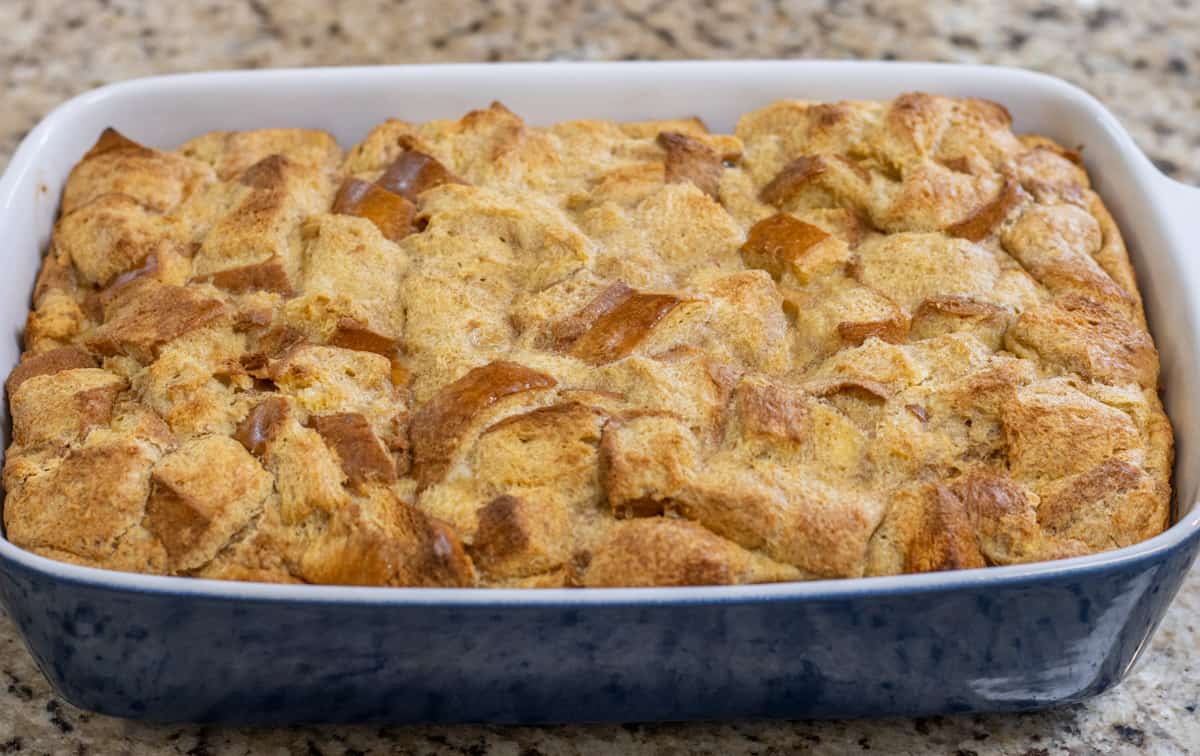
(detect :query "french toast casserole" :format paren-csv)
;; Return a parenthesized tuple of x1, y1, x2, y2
(1, 95, 1172, 588)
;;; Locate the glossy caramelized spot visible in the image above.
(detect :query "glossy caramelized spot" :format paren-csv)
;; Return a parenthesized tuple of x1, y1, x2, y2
(234, 396, 290, 457)
(409, 360, 557, 489)
(388, 361, 411, 391)
(309, 412, 397, 486)
(376, 150, 465, 202)
(567, 292, 685, 365)
(381, 410, 413, 477)
(76, 292, 104, 325)
(328, 317, 398, 356)
(206, 256, 294, 295)
(332, 178, 416, 242)
(6, 346, 96, 397)
(759, 155, 827, 206)
(657, 131, 723, 198)
(740, 213, 831, 280)
(551, 281, 634, 348)
(947, 180, 1024, 241)
(332, 176, 372, 211)
(327, 317, 407, 387)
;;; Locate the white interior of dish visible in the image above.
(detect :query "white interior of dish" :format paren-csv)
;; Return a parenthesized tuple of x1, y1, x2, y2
(0, 61, 1196, 600)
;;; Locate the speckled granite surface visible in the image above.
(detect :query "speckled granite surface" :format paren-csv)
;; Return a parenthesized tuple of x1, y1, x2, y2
(0, 0, 1197, 753)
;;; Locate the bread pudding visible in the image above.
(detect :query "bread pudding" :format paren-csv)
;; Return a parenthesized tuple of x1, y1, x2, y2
(1, 95, 1172, 587)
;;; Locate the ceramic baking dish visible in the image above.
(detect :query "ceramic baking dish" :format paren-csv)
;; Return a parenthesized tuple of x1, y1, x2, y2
(0, 61, 1198, 723)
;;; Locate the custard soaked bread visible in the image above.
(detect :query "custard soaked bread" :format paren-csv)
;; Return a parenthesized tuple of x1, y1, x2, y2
(3, 95, 1172, 587)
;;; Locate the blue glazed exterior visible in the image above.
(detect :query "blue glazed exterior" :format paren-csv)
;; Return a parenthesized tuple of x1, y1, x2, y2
(1, 529, 1196, 723)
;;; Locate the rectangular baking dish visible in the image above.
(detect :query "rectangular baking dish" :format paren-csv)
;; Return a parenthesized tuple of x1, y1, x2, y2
(1, 61, 1198, 723)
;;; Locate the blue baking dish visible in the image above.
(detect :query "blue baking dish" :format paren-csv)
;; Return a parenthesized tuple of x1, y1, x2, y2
(1, 61, 1198, 723)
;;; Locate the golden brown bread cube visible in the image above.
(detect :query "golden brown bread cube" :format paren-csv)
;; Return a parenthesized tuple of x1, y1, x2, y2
(2, 96, 1172, 587)
(62, 128, 212, 214)
(656, 131, 723, 198)
(268, 343, 398, 419)
(332, 178, 416, 242)
(375, 149, 466, 201)
(469, 494, 572, 582)
(601, 413, 701, 518)
(54, 193, 182, 287)
(293, 487, 476, 587)
(192, 155, 335, 295)
(409, 360, 557, 490)
(565, 290, 686, 366)
(739, 212, 835, 282)
(145, 435, 273, 571)
(85, 278, 225, 363)
(9, 368, 126, 448)
(284, 213, 408, 349)
(4, 438, 167, 572)
(308, 412, 397, 487)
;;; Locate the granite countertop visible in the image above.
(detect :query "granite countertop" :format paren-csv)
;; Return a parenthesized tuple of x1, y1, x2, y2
(0, 0, 1197, 753)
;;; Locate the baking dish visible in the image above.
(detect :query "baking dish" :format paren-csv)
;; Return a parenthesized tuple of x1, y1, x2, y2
(0, 61, 1198, 723)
